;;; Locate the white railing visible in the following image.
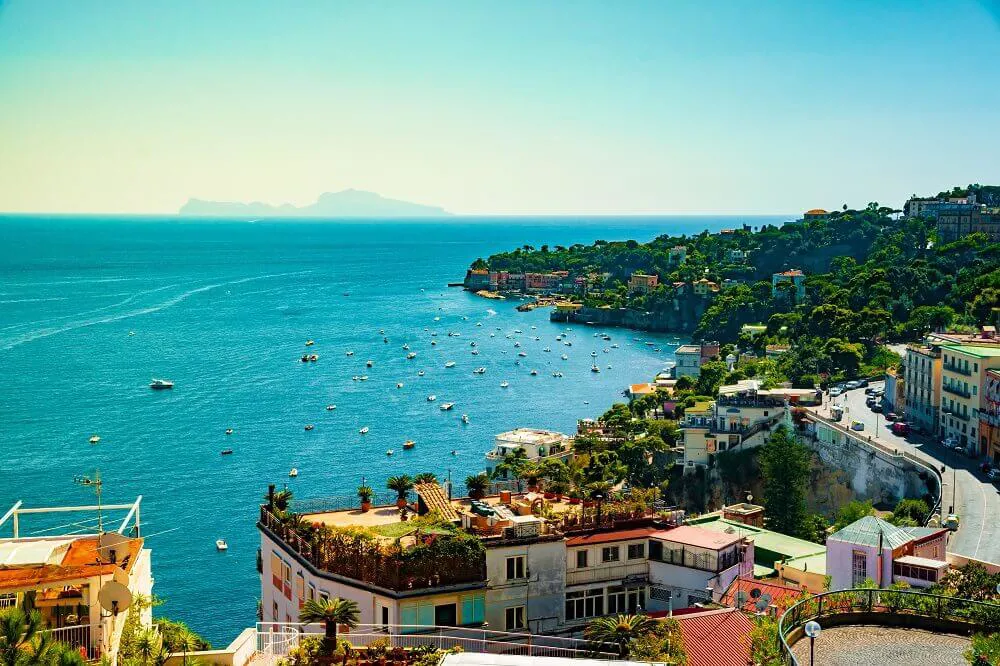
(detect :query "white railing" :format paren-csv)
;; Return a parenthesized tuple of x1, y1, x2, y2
(41, 624, 95, 660)
(566, 561, 648, 586)
(0, 595, 17, 609)
(256, 623, 616, 659)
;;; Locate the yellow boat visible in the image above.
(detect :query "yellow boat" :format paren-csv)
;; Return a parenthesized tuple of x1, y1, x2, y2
(402, 440, 415, 450)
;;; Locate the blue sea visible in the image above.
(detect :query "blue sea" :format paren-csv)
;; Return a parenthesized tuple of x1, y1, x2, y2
(0, 214, 792, 643)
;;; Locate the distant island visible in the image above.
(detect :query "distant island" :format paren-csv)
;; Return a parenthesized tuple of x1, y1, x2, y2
(178, 189, 450, 218)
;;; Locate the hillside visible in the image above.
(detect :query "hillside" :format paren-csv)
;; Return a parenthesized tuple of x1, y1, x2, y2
(179, 189, 450, 217)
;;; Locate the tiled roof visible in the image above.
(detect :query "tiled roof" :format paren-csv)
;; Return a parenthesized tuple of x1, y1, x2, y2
(721, 578, 804, 615)
(414, 483, 459, 522)
(827, 516, 911, 549)
(674, 608, 753, 666)
(565, 526, 659, 547)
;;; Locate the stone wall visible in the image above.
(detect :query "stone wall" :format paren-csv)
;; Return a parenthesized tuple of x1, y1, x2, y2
(550, 296, 710, 333)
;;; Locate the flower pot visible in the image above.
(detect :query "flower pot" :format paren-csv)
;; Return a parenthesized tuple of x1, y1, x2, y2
(568, 497, 581, 505)
(396, 498, 408, 509)
(527, 484, 539, 493)
(361, 501, 372, 512)
(583, 500, 595, 508)
(543, 492, 555, 500)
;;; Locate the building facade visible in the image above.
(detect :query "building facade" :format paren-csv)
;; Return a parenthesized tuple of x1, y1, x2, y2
(628, 272, 659, 295)
(980, 369, 1000, 465)
(681, 387, 790, 468)
(939, 344, 1000, 453)
(484, 429, 573, 479)
(904, 342, 943, 436)
(826, 516, 948, 591)
(674, 345, 703, 379)
(937, 204, 1000, 243)
(771, 270, 806, 302)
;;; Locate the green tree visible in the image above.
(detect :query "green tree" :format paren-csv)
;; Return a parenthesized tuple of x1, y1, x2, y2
(966, 633, 1000, 666)
(386, 475, 414, 503)
(759, 427, 811, 538)
(413, 472, 437, 484)
(695, 360, 728, 396)
(464, 473, 490, 500)
(299, 598, 360, 654)
(584, 614, 654, 658)
(891, 498, 930, 526)
(833, 500, 875, 531)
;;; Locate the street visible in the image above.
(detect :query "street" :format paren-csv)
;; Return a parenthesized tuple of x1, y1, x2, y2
(828, 382, 1000, 565)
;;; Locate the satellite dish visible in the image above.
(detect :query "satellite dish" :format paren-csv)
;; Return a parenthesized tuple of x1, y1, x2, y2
(98, 532, 132, 564)
(98, 581, 133, 616)
(750, 588, 762, 599)
(754, 593, 773, 613)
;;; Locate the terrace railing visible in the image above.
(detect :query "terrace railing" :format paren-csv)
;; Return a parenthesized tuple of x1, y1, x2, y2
(256, 622, 619, 660)
(777, 588, 1000, 665)
(40, 624, 96, 661)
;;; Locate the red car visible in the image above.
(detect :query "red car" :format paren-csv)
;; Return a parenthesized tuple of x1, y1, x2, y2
(891, 422, 911, 436)
(886, 412, 899, 422)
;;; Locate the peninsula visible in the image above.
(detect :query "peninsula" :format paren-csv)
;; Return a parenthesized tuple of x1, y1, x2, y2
(179, 189, 451, 218)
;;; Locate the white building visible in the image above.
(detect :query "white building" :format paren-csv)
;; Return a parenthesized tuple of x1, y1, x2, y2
(681, 385, 792, 468)
(0, 498, 152, 663)
(674, 345, 703, 379)
(485, 429, 573, 479)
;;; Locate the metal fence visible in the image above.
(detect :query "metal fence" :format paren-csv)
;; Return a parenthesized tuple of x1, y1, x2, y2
(41, 624, 96, 661)
(256, 622, 618, 660)
(777, 588, 1000, 664)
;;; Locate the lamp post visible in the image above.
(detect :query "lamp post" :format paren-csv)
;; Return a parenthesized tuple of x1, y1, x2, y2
(804, 620, 821, 666)
(594, 493, 604, 527)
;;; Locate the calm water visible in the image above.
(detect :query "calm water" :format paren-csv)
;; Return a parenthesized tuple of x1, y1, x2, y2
(0, 214, 791, 643)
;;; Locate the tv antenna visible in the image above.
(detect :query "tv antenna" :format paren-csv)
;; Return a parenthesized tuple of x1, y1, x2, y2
(74, 469, 104, 533)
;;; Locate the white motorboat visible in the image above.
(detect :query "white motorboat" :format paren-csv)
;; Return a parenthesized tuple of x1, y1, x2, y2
(346, 351, 354, 356)
(367, 360, 374, 367)
(427, 395, 437, 401)
(518, 352, 527, 357)
(561, 354, 568, 360)
(473, 367, 486, 374)
(543, 347, 551, 352)
(386, 449, 394, 456)
(359, 375, 369, 381)
(418, 370, 425, 376)
(445, 361, 456, 368)
(462, 414, 469, 424)
(472, 350, 480, 355)
(327, 404, 336, 410)
(440, 402, 454, 411)
(89, 435, 101, 444)
(407, 352, 417, 359)
(360, 426, 370, 434)
(500, 381, 509, 388)
(289, 468, 299, 477)
(529, 369, 538, 376)
(402, 343, 410, 350)
(591, 364, 600, 373)
(216, 539, 228, 551)
(149, 378, 174, 390)
(591, 351, 597, 357)
(397, 382, 404, 388)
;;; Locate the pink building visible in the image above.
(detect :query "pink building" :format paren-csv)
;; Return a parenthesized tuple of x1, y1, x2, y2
(826, 516, 948, 591)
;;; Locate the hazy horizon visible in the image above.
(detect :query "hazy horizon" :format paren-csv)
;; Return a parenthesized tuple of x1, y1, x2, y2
(1, 0, 998, 215)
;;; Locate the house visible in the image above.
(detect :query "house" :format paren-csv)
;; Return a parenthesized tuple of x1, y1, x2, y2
(771, 269, 806, 302)
(903, 197, 942, 219)
(675, 345, 703, 379)
(980, 369, 1000, 465)
(628, 272, 659, 295)
(628, 383, 657, 401)
(464, 269, 490, 290)
(485, 429, 573, 479)
(741, 324, 767, 339)
(826, 516, 949, 590)
(680, 387, 790, 468)
(939, 343, 1000, 454)
(936, 203, 1000, 243)
(802, 209, 829, 221)
(668, 246, 688, 265)
(0, 498, 152, 663)
(646, 526, 754, 608)
(905, 341, 943, 437)
(671, 608, 753, 666)
(721, 578, 803, 616)
(672, 281, 689, 296)
(765, 344, 790, 359)
(727, 249, 748, 262)
(692, 278, 719, 296)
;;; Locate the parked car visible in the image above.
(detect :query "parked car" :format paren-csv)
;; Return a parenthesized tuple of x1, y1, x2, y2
(886, 412, 899, 422)
(871, 403, 883, 413)
(865, 387, 877, 395)
(845, 380, 862, 390)
(954, 444, 966, 454)
(866, 396, 876, 407)
(891, 422, 911, 436)
(942, 437, 957, 448)
(945, 514, 960, 531)
(988, 469, 1000, 480)
(851, 420, 865, 431)
(857, 378, 869, 388)
(830, 386, 844, 397)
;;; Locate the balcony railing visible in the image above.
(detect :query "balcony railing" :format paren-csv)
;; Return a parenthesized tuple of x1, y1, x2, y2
(716, 396, 787, 408)
(777, 589, 1000, 665)
(942, 383, 972, 399)
(41, 624, 95, 661)
(0, 595, 16, 609)
(566, 561, 648, 586)
(943, 362, 972, 376)
(259, 507, 486, 592)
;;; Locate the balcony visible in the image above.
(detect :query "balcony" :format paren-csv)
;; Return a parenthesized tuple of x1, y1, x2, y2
(942, 383, 972, 399)
(943, 362, 972, 376)
(566, 561, 648, 586)
(41, 624, 95, 661)
(716, 395, 786, 409)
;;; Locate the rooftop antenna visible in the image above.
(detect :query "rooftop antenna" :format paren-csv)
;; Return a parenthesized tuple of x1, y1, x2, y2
(74, 469, 104, 534)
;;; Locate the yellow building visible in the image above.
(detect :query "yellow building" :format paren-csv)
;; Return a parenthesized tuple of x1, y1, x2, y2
(939, 344, 1000, 454)
(628, 272, 658, 295)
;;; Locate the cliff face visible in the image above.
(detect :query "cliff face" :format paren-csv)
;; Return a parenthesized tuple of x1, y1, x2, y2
(551, 296, 710, 333)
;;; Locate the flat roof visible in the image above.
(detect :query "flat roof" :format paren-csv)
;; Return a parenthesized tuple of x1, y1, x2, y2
(780, 552, 827, 576)
(895, 555, 949, 569)
(0, 536, 143, 591)
(675, 345, 701, 354)
(565, 526, 659, 547)
(651, 525, 739, 550)
(940, 344, 1000, 358)
(689, 517, 826, 560)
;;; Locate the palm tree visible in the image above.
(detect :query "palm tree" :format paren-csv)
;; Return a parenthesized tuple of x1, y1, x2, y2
(584, 614, 654, 658)
(491, 448, 528, 480)
(267, 489, 293, 513)
(465, 473, 490, 500)
(413, 472, 437, 484)
(135, 629, 160, 666)
(518, 461, 543, 490)
(386, 475, 414, 507)
(1, 606, 41, 666)
(299, 598, 360, 654)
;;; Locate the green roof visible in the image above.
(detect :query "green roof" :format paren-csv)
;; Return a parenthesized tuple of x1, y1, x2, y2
(686, 516, 826, 564)
(780, 552, 827, 576)
(827, 516, 911, 549)
(939, 344, 1000, 359)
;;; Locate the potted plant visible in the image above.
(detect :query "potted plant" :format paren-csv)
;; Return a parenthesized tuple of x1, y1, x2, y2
(357, 485, 374, 512)
(465, 473, 490, 500)
(519, 461, 543, 493)
(386, 475, 414, 509)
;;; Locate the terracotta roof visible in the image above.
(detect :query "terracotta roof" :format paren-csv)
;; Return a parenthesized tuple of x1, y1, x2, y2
(805, 209, 828, 215)
(674, 608, 753, 666)
(414, 483, 459, 522)
(721, 578, 804, 615)
(651, 525, 740, 551)
(565, 526, 659, 547)
(0, 536, 143, 591)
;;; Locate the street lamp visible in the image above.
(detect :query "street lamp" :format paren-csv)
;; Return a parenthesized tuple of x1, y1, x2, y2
(594, 493, 604, 527)
(804, 621, 822, 666)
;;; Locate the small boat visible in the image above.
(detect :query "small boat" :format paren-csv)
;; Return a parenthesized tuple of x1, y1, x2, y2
(534, 336, 540, 341)
(556, 335, 563, 341)
(343, 292, 350, 296)
(451, 450, 458, 455)
(543, 347, 551, 352)
(221, 449, 233, 455)
(216, 540, 228, 551)
(472, 350, 480, 355)
(645, 341, 655, 346)
(612, 343, 619, 348)
(383, 337, 388, 343)
(128, 331, 135, 336)
(530, 369, 538, 376)
(514, 342, 521, 348)
(359, 375, 369, 381)
(462, 414, 469, 424)
(477, 322, 482, 327)
(490, 333, 496, 337)
(225, 428, 234, 435)
(403, 440, 415, 450)
(407, 352, 417, 359)
(397, 382, 404, 388)
(440, 402, 454, 411)
(427, 395, 437, 401)
(346, 351, 354, 356)
(445, 361, 456, 368)
(431, 340, 437, 346)
(500, 381, 509, 388)
(518, 352, 527, 357)
(359, 426, 369, 434)
(352, 375, 360, 381)
(607, 364, 612, 369)
(591, 351, 597, 357)
(561, 354, 568, 360)
(402, 343, 410, 350)
(367, 360, 374, 367)
(552, 372, 564, 378)
(418, 370, 425, 376)
(591, 365, 600, 373)
(386, 449, 394, 456)
(515, 360, 520, 365)
(150, 379, 174, 390)
(514, 329, 523, 334)
(470, 341, 477, 347)
(289, 468, 299, 477)
(89, 435, 100, 444)
(305, 340, 315, 346)
(309, 354, 319, 362)
(603, 348, 610, 353)
(434, 316, 441, 321)
(473, 367, 486, 374)
(531, 325, 537, 329)
(565, 341, 572, 346)
(326, 404, 336, 410)
(654, 348, 661, 352)
(380, 329, 385, 335)
(304, 424, 315, 431)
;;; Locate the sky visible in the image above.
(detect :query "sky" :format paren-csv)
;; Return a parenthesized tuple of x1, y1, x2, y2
(0, 0, 998, 215)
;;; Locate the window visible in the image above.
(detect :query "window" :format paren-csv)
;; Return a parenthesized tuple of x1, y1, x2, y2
(382, 606, 389, 630)
(627, 543, 645, 560)
(307, 585, 315, 602)
(272, 601, 278, 621)
(506, 555, 526, 580)
(505, 605, 526, 630)
(607, 586, 626, 614)
(565, 589, 604, 621)
(319, 592, 329, 603)
(270, 553, 283, 589)
(648, 540, 663, 561)
(852, 550, 867, 587)
(576, 550, 589, 568)
(602, 546, 620, 563)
